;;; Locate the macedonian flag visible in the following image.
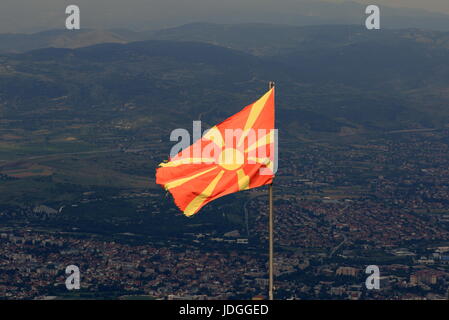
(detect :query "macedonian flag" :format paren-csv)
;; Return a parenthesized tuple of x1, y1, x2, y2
(156, 87, 276, 216)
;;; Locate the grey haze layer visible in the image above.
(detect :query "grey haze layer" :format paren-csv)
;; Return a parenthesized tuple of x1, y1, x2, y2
(1, 0, 449, 33)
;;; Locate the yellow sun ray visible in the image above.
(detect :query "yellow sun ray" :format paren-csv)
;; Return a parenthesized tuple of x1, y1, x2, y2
(203, 126, 224, 149)
(164, 166, 219, 190)
(184, 170, 225, 216)
(237, 169, 250, 190)
(159, 158, 216, 167)
(237, 88, 273, 148)
(245, 130, 274, 153)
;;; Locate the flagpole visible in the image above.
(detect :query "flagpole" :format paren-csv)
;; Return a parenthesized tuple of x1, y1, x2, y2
(268, 81, 275, 301)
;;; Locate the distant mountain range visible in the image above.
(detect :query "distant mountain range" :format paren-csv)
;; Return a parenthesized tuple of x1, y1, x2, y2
(3, 0, 449, 53)
(0, 29, 132, 54)
(3, 0, 449, 35)
(4, 19, 449, 55)
(1, 23, 449, 136)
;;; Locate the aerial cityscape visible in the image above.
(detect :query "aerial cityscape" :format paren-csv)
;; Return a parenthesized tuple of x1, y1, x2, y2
(1, 0, 449, 303)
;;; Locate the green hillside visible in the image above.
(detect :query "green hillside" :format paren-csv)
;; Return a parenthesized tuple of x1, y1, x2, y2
(1, 24, 449, 209)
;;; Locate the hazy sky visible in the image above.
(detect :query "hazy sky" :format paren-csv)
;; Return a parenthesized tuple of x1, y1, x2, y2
(1, 0, 449, 33)
(354, 0, 449, 13)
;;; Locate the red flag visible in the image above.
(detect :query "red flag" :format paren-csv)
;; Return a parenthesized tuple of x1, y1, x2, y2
(156, 88, 276, 216)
